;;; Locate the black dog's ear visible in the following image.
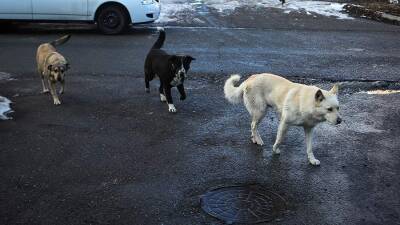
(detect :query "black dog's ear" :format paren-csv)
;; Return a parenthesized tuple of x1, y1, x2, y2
(47, 65, 53, 71)
(315, 89, 325, 102)
(186, 56, 195, 61)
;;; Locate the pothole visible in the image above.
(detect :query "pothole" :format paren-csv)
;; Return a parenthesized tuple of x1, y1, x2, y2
(201, 185, 286, 224)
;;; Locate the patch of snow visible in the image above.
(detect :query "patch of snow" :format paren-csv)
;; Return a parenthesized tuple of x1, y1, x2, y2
(156, 2, 195, 23)
(283, 1, 350, 20)
(0, 72, 12, 80)
(361, 90, 400, 95)
(0, 96, 13, 120)
(156, 0, 351, 23)
(347, 48, 364, 52)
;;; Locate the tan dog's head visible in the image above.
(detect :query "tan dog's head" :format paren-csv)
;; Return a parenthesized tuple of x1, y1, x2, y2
(47, 63, 69, 82)
(315, 84, 342, 125)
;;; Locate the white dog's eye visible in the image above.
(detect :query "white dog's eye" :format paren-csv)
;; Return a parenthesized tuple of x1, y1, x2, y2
(327, 107, 333, 112)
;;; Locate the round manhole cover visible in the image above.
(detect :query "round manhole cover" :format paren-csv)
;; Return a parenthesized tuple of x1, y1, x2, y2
(201, 185, 286, 224)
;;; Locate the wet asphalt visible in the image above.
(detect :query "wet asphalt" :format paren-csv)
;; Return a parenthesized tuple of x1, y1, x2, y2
(1, 4, 400, 225)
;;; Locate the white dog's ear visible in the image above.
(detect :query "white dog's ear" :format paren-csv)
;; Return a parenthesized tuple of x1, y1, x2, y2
(330, 84, 339, 95)
(315, 89, 325, 103)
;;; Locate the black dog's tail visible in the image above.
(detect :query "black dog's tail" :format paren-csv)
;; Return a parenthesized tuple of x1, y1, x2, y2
(151, 30, 165, 50)
(50, 35, 71, 47)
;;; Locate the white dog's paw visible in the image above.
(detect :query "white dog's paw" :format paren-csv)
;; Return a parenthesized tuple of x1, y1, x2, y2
(42, 89, 49, 94)
(53, 99, 61, 105)
(309, 158, 320, 166)
(272, 145, 281, 154)
(273, 148, 281, 154)
(251, 135, 264, 146)
(160, 94, 167, 102)
(168, 104, 176, 113)
(251, 135, 256, 143)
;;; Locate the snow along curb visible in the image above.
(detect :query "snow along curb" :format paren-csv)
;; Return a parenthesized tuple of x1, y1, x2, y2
(0, 96, 13, 120)
(344, 4, 400, 25)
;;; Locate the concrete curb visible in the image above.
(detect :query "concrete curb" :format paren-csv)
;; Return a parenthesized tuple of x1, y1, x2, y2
(344, 4, 400, 26)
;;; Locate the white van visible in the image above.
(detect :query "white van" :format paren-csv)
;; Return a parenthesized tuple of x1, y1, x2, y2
(0, 0, 161, 34)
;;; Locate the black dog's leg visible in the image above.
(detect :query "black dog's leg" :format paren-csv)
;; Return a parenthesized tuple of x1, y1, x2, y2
(177, 84, 186, 101)
(164, 85, 176, 113)
(145, 78, 150, 93)
(159, 82, 166, 102)
(144, 69, 153, 93)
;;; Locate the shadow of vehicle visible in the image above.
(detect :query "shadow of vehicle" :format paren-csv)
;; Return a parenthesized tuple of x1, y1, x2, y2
(0, 21, 158, 35)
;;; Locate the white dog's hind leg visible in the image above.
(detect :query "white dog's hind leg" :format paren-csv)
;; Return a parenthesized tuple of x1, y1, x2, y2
(250, 112, 266, 146)
(244, 94, 266, 146)
(273, 118, 288, 154)
(304, 127, 320, 165)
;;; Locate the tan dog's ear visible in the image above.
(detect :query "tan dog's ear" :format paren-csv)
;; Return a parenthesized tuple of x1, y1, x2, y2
(330, 84, 339, 95)
(47, 65, 53, 71)
(315, 89, 325, 103)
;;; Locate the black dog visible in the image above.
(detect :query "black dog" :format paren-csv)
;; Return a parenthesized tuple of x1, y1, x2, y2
(144, 30, 195, 113)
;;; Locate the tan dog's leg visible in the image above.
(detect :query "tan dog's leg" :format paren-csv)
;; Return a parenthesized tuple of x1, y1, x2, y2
(59, 80, 65, 95)
(304, 127, 320, 165)
(39, 68, 49, 93)
(41, 76, 50, 93)
(273, 118, 288, 154)
(48, 80, 61, 105)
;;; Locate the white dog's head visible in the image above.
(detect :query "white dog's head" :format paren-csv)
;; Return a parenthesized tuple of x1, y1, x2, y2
(314, 84, 342, 125)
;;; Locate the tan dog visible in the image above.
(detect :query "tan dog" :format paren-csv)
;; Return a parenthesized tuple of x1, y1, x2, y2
(36, 35, 71, 105)
(224, 73, 342, 165)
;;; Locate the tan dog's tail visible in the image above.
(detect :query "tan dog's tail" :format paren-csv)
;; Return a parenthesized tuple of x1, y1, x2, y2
(50, 35, 71, 47)
(224, 74, 244, 104)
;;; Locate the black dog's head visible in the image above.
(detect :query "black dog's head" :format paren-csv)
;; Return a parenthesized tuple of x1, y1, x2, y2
(168, 55, 195, 86)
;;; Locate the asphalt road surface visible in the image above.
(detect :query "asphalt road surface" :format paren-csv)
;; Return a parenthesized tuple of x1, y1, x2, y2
(1, 2, 400, 225)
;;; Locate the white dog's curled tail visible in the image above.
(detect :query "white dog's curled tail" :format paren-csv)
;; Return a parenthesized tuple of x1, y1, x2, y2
(224, 74, 244, 104)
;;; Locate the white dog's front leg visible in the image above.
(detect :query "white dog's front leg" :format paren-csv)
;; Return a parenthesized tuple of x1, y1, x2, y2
(273, 119, 288, 154)
(304, 127, 320, 165)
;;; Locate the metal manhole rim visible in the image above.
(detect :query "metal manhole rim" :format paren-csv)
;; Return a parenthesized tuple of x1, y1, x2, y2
(200, 184, 287, 224)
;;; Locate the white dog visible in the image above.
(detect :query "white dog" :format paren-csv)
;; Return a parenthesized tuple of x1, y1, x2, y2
(224, 73, 341, 165)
